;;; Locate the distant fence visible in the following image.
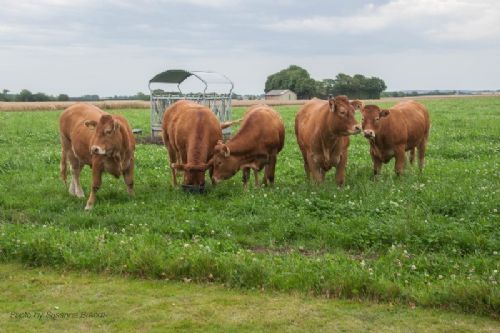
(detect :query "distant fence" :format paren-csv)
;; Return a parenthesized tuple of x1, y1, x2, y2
(1, 94, 498, 111)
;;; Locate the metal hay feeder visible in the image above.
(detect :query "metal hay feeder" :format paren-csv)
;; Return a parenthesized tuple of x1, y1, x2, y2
(148, 69, 234, 139)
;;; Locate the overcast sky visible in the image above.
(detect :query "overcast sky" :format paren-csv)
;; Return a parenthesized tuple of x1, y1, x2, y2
(1, 0, 500, 96)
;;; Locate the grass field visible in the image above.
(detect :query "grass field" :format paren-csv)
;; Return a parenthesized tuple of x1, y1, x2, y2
(0, 96, 499, 317)
(2, 263, 499, 333)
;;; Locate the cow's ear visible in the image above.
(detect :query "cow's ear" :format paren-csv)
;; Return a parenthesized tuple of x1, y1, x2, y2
(328, 95, 335, 112)
(171, 163, 185, 171)
(84, 120, 97, 130)
(113, 120, 120, 131)
(380, 109, 390, 117)
(222, 144, 230, 158)
(350, 100, 364, 111)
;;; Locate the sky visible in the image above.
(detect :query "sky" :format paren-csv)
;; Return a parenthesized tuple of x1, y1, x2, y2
(1, 0, 500, 97)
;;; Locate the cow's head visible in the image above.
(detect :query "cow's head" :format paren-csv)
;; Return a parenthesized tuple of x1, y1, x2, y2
(210, 140, 239, 184)
(172, 163, 210, 189)
(85, 115, 122, 156)
(360, 105, 390, 139)
(328, 95, 362, 136)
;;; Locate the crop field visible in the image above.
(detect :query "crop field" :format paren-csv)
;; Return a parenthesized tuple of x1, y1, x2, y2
(0, 96, 499, 317)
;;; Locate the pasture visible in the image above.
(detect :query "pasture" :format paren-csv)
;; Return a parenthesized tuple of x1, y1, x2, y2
(0, 96, 499, 317)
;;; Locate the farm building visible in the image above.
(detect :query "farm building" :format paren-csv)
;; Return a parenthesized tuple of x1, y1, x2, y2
(265, 89, 297, 101)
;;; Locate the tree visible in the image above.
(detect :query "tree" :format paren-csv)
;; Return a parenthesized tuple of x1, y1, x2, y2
(265, 65, 318, 99)
(134, 92, 150, 101)
(32, 92, 52, 102)
(0, 89, 9, 101)
(330, 73, 386, 99)
(57, 94, 70, 101)
(16, 89, 34, 102)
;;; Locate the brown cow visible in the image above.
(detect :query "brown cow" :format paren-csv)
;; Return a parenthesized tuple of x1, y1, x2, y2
(162, 100, 224, 191)
(59, 103, 135, 210)
(295, 95, 363, 185)
(211, 105, 285, 188)
(360, 100, 430, 175)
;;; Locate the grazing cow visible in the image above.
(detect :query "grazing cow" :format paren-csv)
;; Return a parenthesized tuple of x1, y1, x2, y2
(211, 105, 285, 188)
(162, 100, 224, 191)
(360, 100, 430, 175)
(295, 95, 363, 185)
(59, 103, 135, 210)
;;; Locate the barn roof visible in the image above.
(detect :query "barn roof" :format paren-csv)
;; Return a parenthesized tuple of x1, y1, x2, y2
(265, 89, 294, 96)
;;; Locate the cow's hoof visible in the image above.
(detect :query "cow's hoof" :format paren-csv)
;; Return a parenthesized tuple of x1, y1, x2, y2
(84, 204, 93, 211)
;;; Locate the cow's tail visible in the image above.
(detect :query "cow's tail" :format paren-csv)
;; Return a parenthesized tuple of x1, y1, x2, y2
(60, 134, 68, 186)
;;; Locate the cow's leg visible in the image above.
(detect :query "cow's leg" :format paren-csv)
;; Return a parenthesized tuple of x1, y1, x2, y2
(409, 148, 416, 165)
(85, 161, 103, 210)
(299, 148, 310, 180)
(166, 145, 178, 187)
(242, 168, 250, 190)
(417, 139, 427, 171)
(67, 153, 84, 198)
(308, 155, 324, 183)
(394, 145, 406, 176)
(123, 158, 135, 195)
(209, 165, 216, 186)
(372, 154, 382, 176)
(335, 153, 347, 186)
(265, 154, 277, 186)
(71, 165, 85, 198)
(253, 169, 259, 187)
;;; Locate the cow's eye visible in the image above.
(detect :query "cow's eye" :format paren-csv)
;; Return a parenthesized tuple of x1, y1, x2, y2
(105, 129, 112, 135)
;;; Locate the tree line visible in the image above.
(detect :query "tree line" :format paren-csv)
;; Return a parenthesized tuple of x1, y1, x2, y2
(265, 65, 387, 99)
(0, 89, 151, 102)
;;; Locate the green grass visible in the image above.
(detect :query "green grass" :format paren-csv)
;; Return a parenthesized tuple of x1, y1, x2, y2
(0, 97, 499, 317)
(1, 263, 499, 333)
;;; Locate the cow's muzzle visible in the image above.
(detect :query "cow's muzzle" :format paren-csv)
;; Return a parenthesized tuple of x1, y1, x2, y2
(363, 130, 375, 139)
(90, 145, 106, 155)
(181, 184, 206, 194)
(350, 124, 362, 135)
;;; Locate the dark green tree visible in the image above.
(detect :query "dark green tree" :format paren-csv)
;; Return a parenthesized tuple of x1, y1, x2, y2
(0, 89, 9, 101)
(57, 94, 70, 101)
(265, 65, 318, 99)
(16, 89, 34, 102)
(32, 92, 52, 101)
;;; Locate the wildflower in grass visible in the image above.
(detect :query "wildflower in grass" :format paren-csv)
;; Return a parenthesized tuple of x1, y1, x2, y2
(411, 264, 416, 270)
(183, 243, 190, 248)
(438, 275, 443, 279)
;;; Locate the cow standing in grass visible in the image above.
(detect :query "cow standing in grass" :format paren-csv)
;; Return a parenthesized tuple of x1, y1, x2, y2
(59, 103, 135, 210)
(210, 104, 285, 188)
(162, 100, 233, 192)
(360, 101, 430, 175)
(295, 95, 363, 185)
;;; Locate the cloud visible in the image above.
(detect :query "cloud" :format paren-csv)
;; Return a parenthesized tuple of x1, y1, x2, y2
(266, 0, 500, 42)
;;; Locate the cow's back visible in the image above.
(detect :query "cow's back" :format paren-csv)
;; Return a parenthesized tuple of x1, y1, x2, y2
(163, 100, 222, 164)
(232, 105, 285, 154)
(385, 101, 430, 147)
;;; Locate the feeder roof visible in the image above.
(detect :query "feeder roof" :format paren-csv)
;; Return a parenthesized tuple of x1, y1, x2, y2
(149, 69, 233, 86)
(149, 69, 192, 84)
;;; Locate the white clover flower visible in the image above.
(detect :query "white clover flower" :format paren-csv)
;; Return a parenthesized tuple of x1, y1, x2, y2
(411, 264, 416, 270)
